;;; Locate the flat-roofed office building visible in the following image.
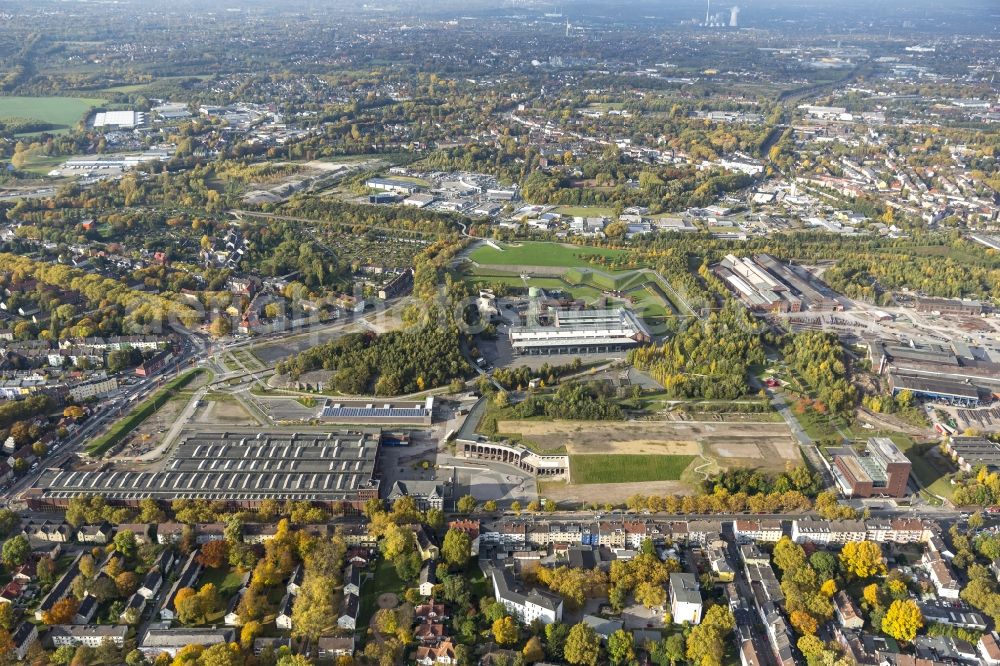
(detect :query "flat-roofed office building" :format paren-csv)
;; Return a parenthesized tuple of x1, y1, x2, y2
(832, 437, 911, 498)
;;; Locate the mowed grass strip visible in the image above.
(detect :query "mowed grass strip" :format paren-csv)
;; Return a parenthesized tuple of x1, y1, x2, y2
(569, 454, 696, 484)
(469, 240, 624, 267)
(0, 96, 106, 133)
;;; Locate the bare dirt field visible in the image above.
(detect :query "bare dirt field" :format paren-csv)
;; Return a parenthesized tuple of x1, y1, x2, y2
(193, 399, 255, 426)
(116, 394, 190, 458)
(498, 419, 800, 472)
(498, 420, 699, 455)
(540, 479, 695, 505)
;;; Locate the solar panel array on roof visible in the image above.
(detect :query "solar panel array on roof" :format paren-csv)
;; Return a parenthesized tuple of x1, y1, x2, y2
(320, 406, 428, 418)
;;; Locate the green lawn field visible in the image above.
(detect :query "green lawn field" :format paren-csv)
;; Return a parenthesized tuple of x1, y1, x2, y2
(467, 273, 568, 290)
(466, 267, 673, 327)
(358, 558, 402, 634)
(15, 154, 68, 175)
(469, 241, 624, 268)
(382, 174, 431, 187)
(890, 434, 954, 501)
(553, 205, 617, 217)
(0, 96, 106, 134)
(197, 567, 249, 624)
(569, 454, 696, 484)
(473, 274, 607, 302)
(199, 567, 247, 600)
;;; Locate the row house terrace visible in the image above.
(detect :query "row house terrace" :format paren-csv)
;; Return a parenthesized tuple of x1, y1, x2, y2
(481, 518, 692, 548)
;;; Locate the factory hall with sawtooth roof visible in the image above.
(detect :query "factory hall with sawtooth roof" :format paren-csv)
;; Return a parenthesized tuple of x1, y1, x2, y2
(26, 430, 381, 511)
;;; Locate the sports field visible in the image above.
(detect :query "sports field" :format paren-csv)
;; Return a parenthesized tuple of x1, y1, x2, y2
(553, 205, 617, 217)
(0, 96, 106, 133)
(469, 241, 624, 267)
(569, 454, 696, 484)
(385, 174, 432, 187)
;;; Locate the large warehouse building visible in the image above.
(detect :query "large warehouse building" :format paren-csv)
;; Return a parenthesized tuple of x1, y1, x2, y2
(26, 430, 381, 511)
(870, 338, 1000, 407)
(318, 397, 434, 425)
(888, 372, 982, 407)
(832, 437, 911, 498)
(944, 436, 1000, 472)
(915, 297, 983, 317)
(92, 110, 146, 129)
(510, 308, 651, 356)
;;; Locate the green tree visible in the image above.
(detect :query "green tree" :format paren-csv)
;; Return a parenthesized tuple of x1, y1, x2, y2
(456, 495, 476, 514)
(0, 510, 18, 538)
(36, 556, 57, 585)
(809, 551, 838, 580)
(440, 575, 470, 607)
(441, 529, 472, 569)
(113, 530, 137, 559)
(564, 623, 601, 666)
(124, 649, 148, 666)
(51, 645, 77, 665)
(608, 629, 635, 665)
(663, 634, 687, 666)
(545, 623, 570, 661)
(291, 573, 337, 640)
(1, 535, 29, 568)
(485, 601, 509, 624)
(686, 605, 735, 666)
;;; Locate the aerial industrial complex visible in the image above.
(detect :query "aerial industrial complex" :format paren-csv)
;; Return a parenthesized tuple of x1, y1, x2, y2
(870, 338, 1000, 407)
(713, 253, 843, 313)
(26, 430, 382, 511)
